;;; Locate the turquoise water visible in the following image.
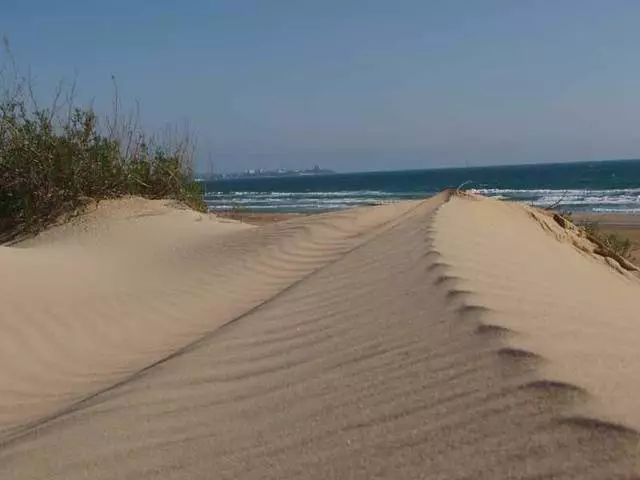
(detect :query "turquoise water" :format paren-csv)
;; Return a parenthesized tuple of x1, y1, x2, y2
(204, 159, 640, 214)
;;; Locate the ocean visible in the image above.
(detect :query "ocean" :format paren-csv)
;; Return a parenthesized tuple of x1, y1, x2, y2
(204, 159, 640, 214)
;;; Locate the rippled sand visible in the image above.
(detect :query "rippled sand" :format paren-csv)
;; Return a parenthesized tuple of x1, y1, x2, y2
(1, 193, 640, 478)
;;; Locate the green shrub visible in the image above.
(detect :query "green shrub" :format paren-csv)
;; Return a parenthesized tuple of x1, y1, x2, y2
(0, 54, 204, 240)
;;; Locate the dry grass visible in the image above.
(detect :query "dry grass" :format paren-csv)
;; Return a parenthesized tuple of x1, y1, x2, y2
(581, 221, 635, 259)
(554, 211, 638, 271)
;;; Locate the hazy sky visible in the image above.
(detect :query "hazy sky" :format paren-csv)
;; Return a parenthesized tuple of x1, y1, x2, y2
(4, 1, 640, 172)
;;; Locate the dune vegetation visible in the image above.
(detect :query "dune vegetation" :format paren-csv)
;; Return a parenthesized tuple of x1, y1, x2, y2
(0, 45, 204, 241)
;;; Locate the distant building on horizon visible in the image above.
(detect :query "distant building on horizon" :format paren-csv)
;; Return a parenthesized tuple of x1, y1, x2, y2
(201, 164, 335, 180)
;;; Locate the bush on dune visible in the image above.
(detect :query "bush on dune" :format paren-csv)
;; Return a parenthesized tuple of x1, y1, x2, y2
(558, 212, 636, 262)
(581, 221, 635, 260)
(0, 46, 205, 241)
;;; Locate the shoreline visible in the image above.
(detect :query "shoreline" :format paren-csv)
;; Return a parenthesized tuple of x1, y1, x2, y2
(215, 208, 640, 223)
(573, 213, 640, 227)
(216, 209, 640, 227)
(214, 211, 308, 225)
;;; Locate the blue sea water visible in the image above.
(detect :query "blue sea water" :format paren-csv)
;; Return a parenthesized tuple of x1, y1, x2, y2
(203, 159, 640, 214)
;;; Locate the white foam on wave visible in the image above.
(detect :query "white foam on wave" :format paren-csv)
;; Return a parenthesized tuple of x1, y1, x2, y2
(592, 207, 640, 214)
(205, 188, 640, 213)
(472, 188, 640, 196)
(204, 190, 425, 212)
(471, 188, 640, 209)
(205, 190, 395, 198)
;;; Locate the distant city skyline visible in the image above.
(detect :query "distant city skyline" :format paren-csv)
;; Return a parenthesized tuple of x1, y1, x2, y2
(201, 164, 334, 178)
(203, 154, 640, 175)
(4, 1, 640, 173)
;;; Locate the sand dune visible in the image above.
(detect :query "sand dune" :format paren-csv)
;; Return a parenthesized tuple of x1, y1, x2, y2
(434, 196, 640, 428)
(0, 197, 419, 437)
(1, 194, 640, 478)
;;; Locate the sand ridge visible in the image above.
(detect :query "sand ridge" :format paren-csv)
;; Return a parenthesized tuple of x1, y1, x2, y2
(1, 194, 640, 478)
(0, 197, 421, 438)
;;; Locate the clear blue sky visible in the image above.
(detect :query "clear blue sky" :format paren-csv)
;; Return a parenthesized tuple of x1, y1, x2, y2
(3, 1, 640, 173)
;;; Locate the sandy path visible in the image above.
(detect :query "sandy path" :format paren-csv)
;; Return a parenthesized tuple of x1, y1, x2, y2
(2, 194, 640, 478)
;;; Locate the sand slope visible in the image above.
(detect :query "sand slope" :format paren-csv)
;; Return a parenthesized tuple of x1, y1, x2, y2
(0, 197, 419, 437)
(1, 194, 640, 478)
(434, 195, 640, 430)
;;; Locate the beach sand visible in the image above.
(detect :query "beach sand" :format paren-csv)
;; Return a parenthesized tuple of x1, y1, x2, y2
(1, 193, 640, 478)
(214, 211, 307, 225)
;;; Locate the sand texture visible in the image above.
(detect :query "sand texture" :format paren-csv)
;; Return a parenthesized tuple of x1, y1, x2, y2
(1, 194, 640, 478)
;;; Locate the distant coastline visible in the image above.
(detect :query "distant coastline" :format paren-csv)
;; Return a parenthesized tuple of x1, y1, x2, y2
(197, 164, 335, 181)
(201, 159, 640, 214)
